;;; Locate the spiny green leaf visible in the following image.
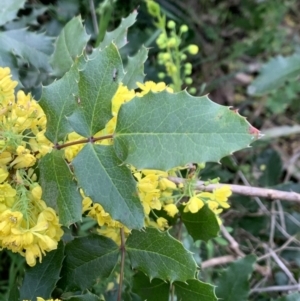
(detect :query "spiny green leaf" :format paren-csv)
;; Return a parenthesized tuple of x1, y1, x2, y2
(174, 279, 217, 301)
(100, 10, 138, 49)
(180, 205, 220, 242)
(215, 255, 256, 301)
(50, 16, 90, 77)
(0, 29, 52, 72)
(126, 228, 197, 282)
(20, 241, 64, 300)
(40, 64, 79, 143)
(248, 53, 300, 95)
(123, 46, 148, 89)
(72, 144, 144, 229)
(67, 43, 123, 137)
(58, 235, 119, 291)
(0, 0, 26, 26)
(114, 91, 259, 170)
(132, 271, 169, 301)
(39, 150, 82, 226)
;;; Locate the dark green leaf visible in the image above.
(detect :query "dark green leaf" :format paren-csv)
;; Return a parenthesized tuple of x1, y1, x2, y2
(0, 0, 26, 26)
(0, 29, 52, 73)
(39, 150, 82, 226)
(215, 255, 256, 301)
(64, 291, 104, 301)
(114, 91, 258, 170)
(68, 43, 123, 137)
(180, 205, 220, 242)
(50, 16, 90, 77)
(59, 235, 119, 291)
(248, 53, 300, 95)
(100, 10, 138, 49)
(7, 283, 19, 301)
(72, 144, 144, 229)
(132, 271, 169, 301)
(20, 241, 64, 300)
(126, 228, 197, 282)
(122, 46, 148, 89)
(40, 64, 79, 143)
(174, 279, 217, 301)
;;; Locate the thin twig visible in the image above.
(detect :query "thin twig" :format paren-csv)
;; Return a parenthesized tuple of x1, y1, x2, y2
(89, 0, 99, 35)
(168, 177, 300, 203)
(250, 284, 300, 294)
(201, 255, 236, 269)
(117, 228, 126, 301)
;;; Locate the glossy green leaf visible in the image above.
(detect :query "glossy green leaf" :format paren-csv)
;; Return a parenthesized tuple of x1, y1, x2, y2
(59, 235, 119, 291)
(50, 16, 90, 77)
(68, 43, 123, 137)
(174, 279, 217, 301)
(0, 0, 26, 26)
(114, 91, 259, 170)
(72, 144, 144, 229)
(180, 205, 220, 242)
(248, 53, 300, 95)
(20, 241, 64, 300)
(40, 64, 79, 143)
(122, 46, 148, 89)
(39, 150, 82, 226)
(0, 29, 52, 72)
(126, 228, 197, 282)
(100, 10, 137, 49)
(215, 255, 256, 301)
(132, 271, 169, 301)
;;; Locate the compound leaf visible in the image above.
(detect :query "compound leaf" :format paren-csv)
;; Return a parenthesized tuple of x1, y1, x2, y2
(114, 91, 259, 170)
(126, 228, 197, 282)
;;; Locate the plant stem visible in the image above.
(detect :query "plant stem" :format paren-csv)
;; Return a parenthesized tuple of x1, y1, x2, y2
(117, 227, 126, 301)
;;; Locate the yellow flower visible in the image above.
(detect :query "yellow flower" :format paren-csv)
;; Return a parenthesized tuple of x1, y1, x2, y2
(163, 204, 178, 217)
(156, 217, 168, 230)
(183, 196, 204, 213)
(159, 178, 176, 190)
(0, 67, 18, 106)
(0, 165, 8, 183)
(10, 146, 36, 169)
(213, 185, 232, 208)
(112, 83, 135, 115)
(0, 183, 17, 204)
(136, 81, 173, 97)
(207, 200, 223, 215)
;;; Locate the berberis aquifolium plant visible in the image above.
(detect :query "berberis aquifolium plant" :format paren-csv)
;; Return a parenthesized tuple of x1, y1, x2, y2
(0, 9, 261, 301)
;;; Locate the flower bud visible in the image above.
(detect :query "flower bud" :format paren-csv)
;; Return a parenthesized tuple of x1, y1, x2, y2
(188, 44, 199, 55)
(180, 24, 188, 33)
(167, 20, 176, 29)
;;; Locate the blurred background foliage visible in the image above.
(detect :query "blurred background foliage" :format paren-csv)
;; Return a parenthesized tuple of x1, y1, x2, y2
(1, 0, 300, 300)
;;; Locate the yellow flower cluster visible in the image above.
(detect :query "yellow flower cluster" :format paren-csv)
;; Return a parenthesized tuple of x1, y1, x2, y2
(23, 298, 61, 301)
(0, 67, 63, 266)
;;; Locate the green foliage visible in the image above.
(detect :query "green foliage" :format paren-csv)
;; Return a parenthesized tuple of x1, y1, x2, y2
(0, 0, 26, 26)
(215, 255, 256, 301)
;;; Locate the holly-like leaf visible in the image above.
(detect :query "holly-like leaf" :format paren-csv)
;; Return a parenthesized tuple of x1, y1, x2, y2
(100, 10, 137, 49)
(248, 53, 300, 95)
(174, 279, 217, 301)
(0, 29, 52, 73)
(58, 235, 119, 291)
(215, 255, 256, 301)
(132, 271, 170, 301)
(122, 46, 148, 89)
(180, 205, 220, 242)
(114, 91, 259, 170)
(50, 16, 90, 77)
(39, 150, 82, 226)
(0, 0, 26, 26)
(67, 43, 123, 137)
(40, 64, 79, 143)
(72, 144, 144, 229)
(126, 228, 197, 282)
(20, 241, 64, 300)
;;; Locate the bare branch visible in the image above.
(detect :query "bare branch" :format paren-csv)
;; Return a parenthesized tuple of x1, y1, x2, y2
(168, 177, 300, 203)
